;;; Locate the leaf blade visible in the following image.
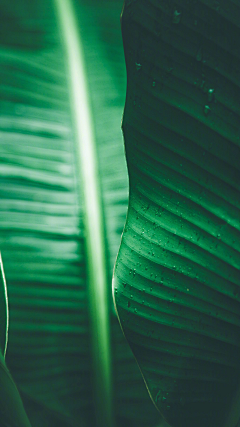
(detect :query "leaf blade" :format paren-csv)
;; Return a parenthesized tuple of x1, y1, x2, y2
(114, 1, 240, 426)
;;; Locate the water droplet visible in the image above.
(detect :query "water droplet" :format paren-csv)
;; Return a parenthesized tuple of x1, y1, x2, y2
(204, 105, 211, 115)
(135, 62, 142, 71)
(130, 295, 133, 299)
(134, 308, 137, 313)
(152, 80, 156, 87)
(208, 88, 215, 102)
(172, 9, 181, 24)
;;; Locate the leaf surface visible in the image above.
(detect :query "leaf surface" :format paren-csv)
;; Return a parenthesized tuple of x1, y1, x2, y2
(113, 1, 240, 427)
(0, 0, 161, 426)
(0, 254, 8, 358)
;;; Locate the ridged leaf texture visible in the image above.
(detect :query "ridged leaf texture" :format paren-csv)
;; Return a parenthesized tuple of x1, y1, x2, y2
(0, 255, 8, 357)
(113, 1, 240, 427)
(0, 0, 161, 426)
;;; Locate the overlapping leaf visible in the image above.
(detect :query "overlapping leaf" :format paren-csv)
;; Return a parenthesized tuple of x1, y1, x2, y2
(0, 0, 160, 426)
(113, 1, 240, 427)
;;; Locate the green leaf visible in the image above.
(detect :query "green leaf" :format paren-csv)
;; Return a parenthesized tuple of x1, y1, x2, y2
(0, 254, 8, 357)
(54, 1, 115, 425)
(113, 1, 240, 427)
(0, 256, 32, 427)
(0, 0, 161, 426)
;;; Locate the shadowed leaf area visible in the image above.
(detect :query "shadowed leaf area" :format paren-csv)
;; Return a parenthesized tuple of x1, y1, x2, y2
(0, 0, 161, 426)
(113, 1, 240, 427)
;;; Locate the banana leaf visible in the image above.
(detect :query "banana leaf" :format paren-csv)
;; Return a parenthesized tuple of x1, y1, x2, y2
(0, 255, 33, 427)
(0, 0, 161, 426)
(113, 1, 240, 427)
(0, 254, 8, 357)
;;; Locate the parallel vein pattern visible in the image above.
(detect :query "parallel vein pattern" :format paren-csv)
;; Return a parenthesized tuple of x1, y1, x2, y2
(0, 2, 93, 425)
(0, 0, 161, 426)
(113, 1, 240, 427)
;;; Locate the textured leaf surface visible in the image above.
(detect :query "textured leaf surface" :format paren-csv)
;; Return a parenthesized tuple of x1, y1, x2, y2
(0, 255, 8, 357)
(0, 258, 32, 427)
(0, 2, 93, 422)
(113, 1, 240, 427)
(0, 0, 160, 426)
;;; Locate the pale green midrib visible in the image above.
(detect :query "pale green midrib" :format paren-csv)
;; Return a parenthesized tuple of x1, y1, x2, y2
(0, 253, 9, 358)
(53, 1, 114, 427)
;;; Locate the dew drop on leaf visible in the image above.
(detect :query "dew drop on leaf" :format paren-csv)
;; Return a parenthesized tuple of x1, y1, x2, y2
(204, 105, 211, 115)
(172, 9, 181, 24)
(208, 88, 215, 102)
(135, 62, 142, 71)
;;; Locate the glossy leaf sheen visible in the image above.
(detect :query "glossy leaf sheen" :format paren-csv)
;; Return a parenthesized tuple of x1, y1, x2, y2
(0, 257, 32, 427)
(0, 0, 161, 426)
(113, 1, 240, 427)
(54, 1, 114, 425)
(0, 254, 8, 357)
